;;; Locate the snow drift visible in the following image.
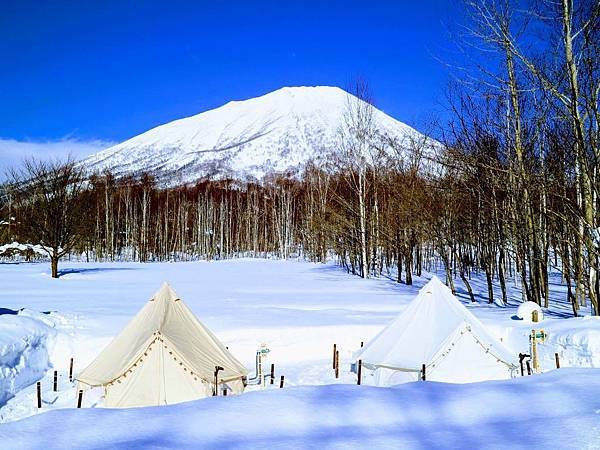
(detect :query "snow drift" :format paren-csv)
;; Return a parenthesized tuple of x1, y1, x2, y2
(0, 312, 56, 408)
(1, 369, 599, 449)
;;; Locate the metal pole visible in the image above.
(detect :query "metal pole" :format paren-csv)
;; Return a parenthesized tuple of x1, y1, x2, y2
(37, 382, 42, 408)
(357, 360, 362, 385)
(519, 353, 525, 376)
(213, 366, 224, 396)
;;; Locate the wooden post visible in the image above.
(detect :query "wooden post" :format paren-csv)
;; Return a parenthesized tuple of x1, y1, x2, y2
(555, 352, 560, 369)
(531, 329, 539, 372)
(270, 363, 275, 385)
(77, 389, 83, 408)
(332, 344, 337, 369)
(53, 370, 58, 392)
(69, 357, 74, 382)
(279, 375, 285, 388)
(36, 382, 42, 408)
(532, 310, 539, 323)
(421, 364, 426, 381)
(335, 350, 340, 379)
(357, 360, 362, 385)
(526, 360, 532, 376)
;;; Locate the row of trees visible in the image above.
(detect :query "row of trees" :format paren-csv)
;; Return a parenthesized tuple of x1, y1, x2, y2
(0, 0, 597, 315)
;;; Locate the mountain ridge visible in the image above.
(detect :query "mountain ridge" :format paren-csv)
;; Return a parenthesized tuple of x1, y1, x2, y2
(83, 86, 430, 186)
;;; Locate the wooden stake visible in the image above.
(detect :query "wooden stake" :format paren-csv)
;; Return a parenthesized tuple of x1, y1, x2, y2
(357, 360, 362, 385)
(270, 363, 275, 385)
(555, 352, 560, 369)
(279, 375, 285, 388)
(36, 382, 42, 408)
(332, 344, 337, 369)
(421, 364, 426, 381)
(77, 389, 83, 408)
(335, 350, 340, 379)
(69, 357, 74, 382)
(53, 370, 58, 392)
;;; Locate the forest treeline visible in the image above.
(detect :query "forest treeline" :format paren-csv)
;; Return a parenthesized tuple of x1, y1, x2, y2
(1, 0, 598, 314)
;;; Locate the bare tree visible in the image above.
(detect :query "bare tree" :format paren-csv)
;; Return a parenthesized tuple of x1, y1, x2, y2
(7, 158, 89, 278)
(337, 78, 377, 278)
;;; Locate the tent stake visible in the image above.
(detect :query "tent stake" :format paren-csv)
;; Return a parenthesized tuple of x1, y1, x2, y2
(421, 364, 426, 381)
(53, 370, 58, 392)
(36, 382, 42, 408)
(279, 375, 285, 388)
(555, 353, 560, 369)
(77, 389, 83, 408)
(69, 357, 74, 382)
(357, 360, 362, 385)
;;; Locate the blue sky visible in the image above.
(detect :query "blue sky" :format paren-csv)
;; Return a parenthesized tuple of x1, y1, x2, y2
(0, 0, 460, 163)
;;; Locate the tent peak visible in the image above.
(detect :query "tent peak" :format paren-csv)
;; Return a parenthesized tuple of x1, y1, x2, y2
(421, 276, 448, 296)
(150, 281, 181, 302)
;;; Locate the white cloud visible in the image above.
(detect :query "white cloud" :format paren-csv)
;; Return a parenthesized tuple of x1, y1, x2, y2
(0, 138, 114, 179)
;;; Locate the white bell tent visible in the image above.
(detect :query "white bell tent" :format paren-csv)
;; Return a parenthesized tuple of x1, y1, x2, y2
(355, 276, 518, 385)
(76, 282, 248, 408)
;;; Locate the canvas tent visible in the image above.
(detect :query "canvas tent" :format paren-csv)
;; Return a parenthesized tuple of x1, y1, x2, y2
(76, 282, 248, 408)
(354, 276, 518, 385)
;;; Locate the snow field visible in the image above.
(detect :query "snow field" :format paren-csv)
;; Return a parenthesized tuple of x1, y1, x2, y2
(0, 258, 599, 448)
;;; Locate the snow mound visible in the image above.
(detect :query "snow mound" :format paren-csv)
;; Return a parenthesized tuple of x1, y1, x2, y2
(1, 369, 599, 449)
(540, 316, 600, 368)
(0, 242, 59, 258)
(0, 312, 57, 408)
(516, 301, 544, 322)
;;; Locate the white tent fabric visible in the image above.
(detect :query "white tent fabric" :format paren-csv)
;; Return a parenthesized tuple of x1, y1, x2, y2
(355, 276, 518, 385)
(76, 282, 248, 408)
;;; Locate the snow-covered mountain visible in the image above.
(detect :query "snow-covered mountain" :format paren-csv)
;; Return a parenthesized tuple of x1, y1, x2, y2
(83, 86, 429, 185)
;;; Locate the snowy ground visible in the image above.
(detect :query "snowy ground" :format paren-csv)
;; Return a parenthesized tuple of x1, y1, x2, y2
(1, 369, 599, 450)
(1, 258, 600, 447)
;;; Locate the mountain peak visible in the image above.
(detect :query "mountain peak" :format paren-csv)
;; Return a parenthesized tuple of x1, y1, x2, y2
(83, 86, 422, 186)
